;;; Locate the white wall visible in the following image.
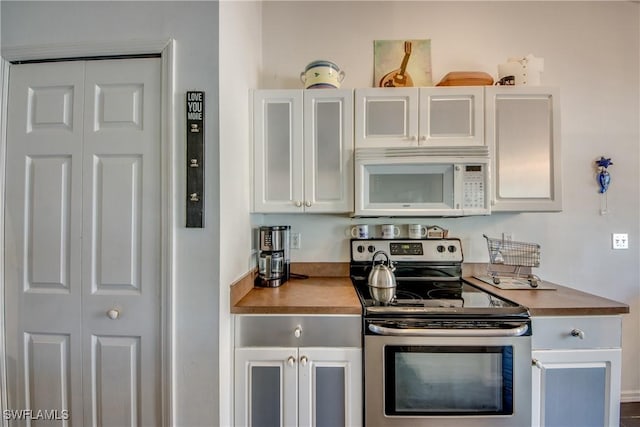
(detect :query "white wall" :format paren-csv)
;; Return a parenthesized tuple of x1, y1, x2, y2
(1, 1, 221, 424)
(252, 1, 640, 400)
(219, 1, 262, 426)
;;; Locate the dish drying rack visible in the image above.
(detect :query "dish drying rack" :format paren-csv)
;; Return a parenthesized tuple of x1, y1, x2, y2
(483, 234, 541, 288)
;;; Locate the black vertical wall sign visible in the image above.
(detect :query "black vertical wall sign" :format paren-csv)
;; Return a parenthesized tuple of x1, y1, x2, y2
(186, 91, 204, 228)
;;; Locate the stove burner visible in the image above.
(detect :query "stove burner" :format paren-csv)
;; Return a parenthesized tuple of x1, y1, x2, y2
(372, 288, 465, 309)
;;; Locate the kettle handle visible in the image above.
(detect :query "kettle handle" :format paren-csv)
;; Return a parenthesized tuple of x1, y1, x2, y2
(371, 250, 394, 270)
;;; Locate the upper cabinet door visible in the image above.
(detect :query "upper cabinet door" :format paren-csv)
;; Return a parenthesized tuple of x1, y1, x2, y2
(355, 87, 484, 148)
(303, 90, 354, 212)
(486, 87, 562, 211)
(253, 89, 354, 214)
(418, 87, 484, 146)
(355, 88, 419, 148)
(253, 90, 304, 213)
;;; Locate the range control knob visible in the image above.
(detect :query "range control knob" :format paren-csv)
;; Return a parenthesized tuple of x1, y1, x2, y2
(448, 245, 457, 253)
(368, 245, 376, 253)
(357, 245, 365, 253)
(437, 245, 446, 253)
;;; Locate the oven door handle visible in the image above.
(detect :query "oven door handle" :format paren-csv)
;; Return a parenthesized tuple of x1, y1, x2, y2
(368, 323, 529, 337)
(400, 276, 461, 282)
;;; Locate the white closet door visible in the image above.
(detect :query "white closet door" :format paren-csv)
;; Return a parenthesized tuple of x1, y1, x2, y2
(4, 57, 161, 427)
(80, 58, 161, 427)
(5, 60, 86, 427)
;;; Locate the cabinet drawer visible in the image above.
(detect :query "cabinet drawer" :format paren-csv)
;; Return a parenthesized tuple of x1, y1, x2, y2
(532, 316, 621, 350)
(235, 314, 361, 347)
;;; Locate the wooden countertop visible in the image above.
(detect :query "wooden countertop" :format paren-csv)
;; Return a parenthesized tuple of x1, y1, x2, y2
(232, 276, 362, 315)
(463, 276, 630, 316)
(230, 263, 628, 317)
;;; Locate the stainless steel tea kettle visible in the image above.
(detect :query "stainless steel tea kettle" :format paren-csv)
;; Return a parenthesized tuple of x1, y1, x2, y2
(367, 251, 397, 304)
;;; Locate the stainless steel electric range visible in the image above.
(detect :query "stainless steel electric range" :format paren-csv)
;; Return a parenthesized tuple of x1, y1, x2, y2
(350, 238, 532, 427)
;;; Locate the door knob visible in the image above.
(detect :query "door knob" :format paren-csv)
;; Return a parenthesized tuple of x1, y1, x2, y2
(106, 309, 120, 320)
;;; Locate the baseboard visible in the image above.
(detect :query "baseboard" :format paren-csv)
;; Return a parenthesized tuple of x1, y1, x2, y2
(621, 390, 640, 403)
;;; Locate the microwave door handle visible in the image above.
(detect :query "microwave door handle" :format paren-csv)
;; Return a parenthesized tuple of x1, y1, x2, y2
(368, 323, 529, 337)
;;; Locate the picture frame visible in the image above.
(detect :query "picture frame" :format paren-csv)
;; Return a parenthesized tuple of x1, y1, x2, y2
(374, 39, 433, 87)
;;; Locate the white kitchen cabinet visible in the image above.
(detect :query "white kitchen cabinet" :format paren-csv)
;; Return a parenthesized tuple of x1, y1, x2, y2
(234, 315, 362, 427)
(485, 86, 562, 211)
(252, 89, 353, 213)
(531, 316, 622, 427)
(354, 87, 484, 148)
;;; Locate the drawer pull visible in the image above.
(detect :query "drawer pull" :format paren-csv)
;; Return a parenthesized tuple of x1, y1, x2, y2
(570, 328, 585, 339)
(294, 326, 302, 338)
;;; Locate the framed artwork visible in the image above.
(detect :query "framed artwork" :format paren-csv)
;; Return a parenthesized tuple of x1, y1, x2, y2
(374, 39, 433, 87)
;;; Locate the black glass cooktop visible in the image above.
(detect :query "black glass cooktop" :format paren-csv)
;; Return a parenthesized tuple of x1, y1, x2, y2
(349, 238, 529, 318)
(351, 276, 528, 317)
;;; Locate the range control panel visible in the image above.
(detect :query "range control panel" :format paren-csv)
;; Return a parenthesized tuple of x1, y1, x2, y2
(351, 239, 463, 263)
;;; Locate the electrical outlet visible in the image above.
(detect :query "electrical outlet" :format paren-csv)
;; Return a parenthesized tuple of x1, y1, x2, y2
(502, 232, 513, 241)
(291, 232, 301, 249)
(612, 233, 628, 250)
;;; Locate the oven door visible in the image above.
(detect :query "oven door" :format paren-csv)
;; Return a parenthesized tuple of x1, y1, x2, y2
(364, 321, 531, 427)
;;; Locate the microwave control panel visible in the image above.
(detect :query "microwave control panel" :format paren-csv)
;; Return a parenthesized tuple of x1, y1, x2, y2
(461, 164, 486, 209)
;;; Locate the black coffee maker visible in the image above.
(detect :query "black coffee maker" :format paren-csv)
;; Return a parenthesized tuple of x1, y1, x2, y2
(257, 226, 290, 287)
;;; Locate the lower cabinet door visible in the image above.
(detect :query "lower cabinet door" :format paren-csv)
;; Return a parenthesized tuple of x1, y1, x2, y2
(235, 346, 362, 427)
(298, 347, 362, 427)
(235, 347, 299, 427)
(532, 348, 621, 427)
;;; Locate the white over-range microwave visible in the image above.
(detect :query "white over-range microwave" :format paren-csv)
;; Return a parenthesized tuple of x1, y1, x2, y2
(354, 146, 491, 217)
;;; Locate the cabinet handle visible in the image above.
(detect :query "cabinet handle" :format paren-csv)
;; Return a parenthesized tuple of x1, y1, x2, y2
(420, 135, 427, 141)
(294, 326, 302, 338)
(287, 356, 296, 367)
(570, 328, 585, 339)
(294, 201, 302, 207)
(305, 201, 312, 207)
(532, 358, 543, 369)
(300, 356, 308, 367)
(409, 135, 417, 141)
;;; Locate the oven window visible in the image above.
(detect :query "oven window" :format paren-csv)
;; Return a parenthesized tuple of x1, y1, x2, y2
(385, 346, 513, 416)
